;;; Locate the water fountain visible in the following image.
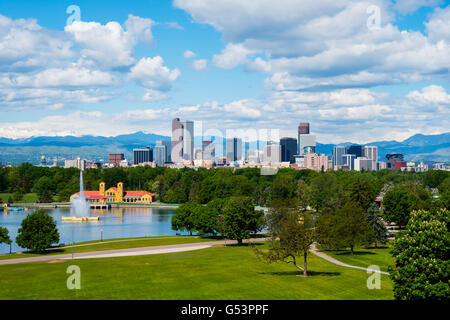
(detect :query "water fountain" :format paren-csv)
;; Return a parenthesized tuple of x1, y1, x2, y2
(62, 171, 99, 222)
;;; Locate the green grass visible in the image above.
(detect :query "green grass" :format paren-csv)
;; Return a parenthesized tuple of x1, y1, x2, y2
(323, 246, 394, 273)
(0, 236, 222, 261)
(0, 243, 394, 300)
(0, 193, 39, 204)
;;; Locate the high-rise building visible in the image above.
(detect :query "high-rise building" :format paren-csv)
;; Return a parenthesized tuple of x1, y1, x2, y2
(133, 147, 153, 165)
(341, 154, 356, 170)
(304, 153, 328, 171)
(108, 153, 124, 167)
(226, 138, 242, 163)
(161, 140, 172, 163)
(297, 122, 316, 155)
(263, 144, 281, 164)
(171, 118, 183, 163)
(386, 154, 404, 169)
(181, 120, 194, 161)
(354, 157, 372, 171)
(280, 137, 297, 163)
(202, 140, 215, 161)
(332, 146, 346, 169)
(347, 145, 363, 158)
(64, 158, 86, 170)
(363, 146, 378, 170)
(154, 141, 167, 167)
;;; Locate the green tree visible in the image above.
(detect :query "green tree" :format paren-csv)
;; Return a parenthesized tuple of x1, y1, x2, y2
(383, 184, 430, 227)
(34, 176, 55, 203)
(0, 227, 12, 253)
(390, 208, 449, 300)
(325, 201, 374, 255)
(348, 177, 377, 211)
(366, 203, 388, 247)
(219, 197, 263, 245)
(256, 204, 316, 276)
(7, 195, 13, 204)
(171, 202, 201, 235)
(16, 210, 59, 253)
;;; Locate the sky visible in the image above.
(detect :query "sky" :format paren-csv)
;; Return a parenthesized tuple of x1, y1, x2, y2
(0, 0, 449, 144)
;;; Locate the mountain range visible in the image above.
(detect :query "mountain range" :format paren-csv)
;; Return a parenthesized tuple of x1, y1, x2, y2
(0, 132, 448, 165)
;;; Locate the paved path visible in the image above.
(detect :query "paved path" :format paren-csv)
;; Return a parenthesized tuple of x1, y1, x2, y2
(0, 238, 267, 266)
(309, 243, 390, 275)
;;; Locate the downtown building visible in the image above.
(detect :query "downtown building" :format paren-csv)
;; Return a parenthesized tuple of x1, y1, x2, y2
(171, 118, 194, 163)
(297, 122, 316, 155)
(280, 137, 297, 163)
(133, 147, 153, 165)
(226, 137, 243, 164)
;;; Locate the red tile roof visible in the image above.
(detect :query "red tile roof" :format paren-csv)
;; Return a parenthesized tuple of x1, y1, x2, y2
(124, 191, 154, 197)
(73, 191, 107, 199)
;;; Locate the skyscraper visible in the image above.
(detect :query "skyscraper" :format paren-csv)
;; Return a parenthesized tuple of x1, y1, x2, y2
(226, 137, 242, 163)
(171, 118, 183, 163)
(342, 154, 356, 170)
(363, 146, 378, 170)
(181, 120, 194, 161)
(347, 145, 363, 158)
(297, 122, 316, 155)
(264, 144, 282, 164)
(332, 146, 346, 169)
(155, 141, 166, 167)
(133, 147, 153, 165)
(280, 137, 297, 163)
(202, 140, 215, 161)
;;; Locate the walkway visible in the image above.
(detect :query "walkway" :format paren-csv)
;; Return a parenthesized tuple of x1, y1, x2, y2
(309, 243, 390, 275)
(0, 238, 267, 266)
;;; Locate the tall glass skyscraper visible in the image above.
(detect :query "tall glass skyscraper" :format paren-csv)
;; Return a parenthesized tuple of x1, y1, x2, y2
(297, 122, 316, 155)
(226, 137, 242, 163)
(332, 146, 346, 169)
(280, 137, 297, 163)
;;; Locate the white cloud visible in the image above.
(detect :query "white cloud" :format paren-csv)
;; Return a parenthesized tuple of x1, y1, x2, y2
(142, 89, 170, 102)
(183, 50, 196, 59)
(128, 56, 180, 91)
(65, 14, 155, 70)
(394, 0, 443, 15)
(212, 43, 253, 69)
(189, 59, 208, 71)
(407, 85, 450, 105)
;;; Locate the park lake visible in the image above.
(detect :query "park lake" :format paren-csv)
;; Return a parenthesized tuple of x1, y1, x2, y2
(0, 207, 188, 254)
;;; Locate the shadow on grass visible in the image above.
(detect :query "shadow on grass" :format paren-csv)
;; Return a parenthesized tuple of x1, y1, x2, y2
(334, 251, 376, 256)
(224, 243, 265, 247)
(259, 270, 340, 277)
(22, 248, 66, 255)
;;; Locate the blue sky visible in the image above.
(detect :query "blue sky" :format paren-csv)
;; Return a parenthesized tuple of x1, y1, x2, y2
(0, 0, 449, 143)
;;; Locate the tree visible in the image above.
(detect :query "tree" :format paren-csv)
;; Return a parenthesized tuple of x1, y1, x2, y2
(7, 195, 13, 204)
(256, 204, 316, 276)
(219, 197, 263, 245)
(390, 208, 449, 300)
(383, 185, 422, 227)
(33, 176, 55, 203)
(171, 202, 201, 235)
(16, 210, 59, 253)
(348, 177, 377, 211)
(0, 227, 12, 253)
(325, 201, 374, 255)
(366, 203, 388, 247)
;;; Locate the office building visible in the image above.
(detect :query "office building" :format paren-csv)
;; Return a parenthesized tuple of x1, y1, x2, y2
(304, 153, 328, 171)
(263, 144, 282, 164)
(386, 154, 404, 169)
(133, 147, 153, 165)
(363, 146, 378, 171)
(181, 120, 194, 161)
(202, 140, 215, 161)
(171, 118, 183, 163)
(297, 122, 316, 155)
(155, 141, 167, 167)
(394, 161, 407, 170)
(342, 154, 356, 170)
(108, 153, 124, 167)
(332, 146, 346, 169)
(347, 145, 363, 158)
(226, 138, 243, 163)
(280, 137, 297, 163)
(377, 161, 386, 170)
(64, 158, 86, 170)
(354, 157, 372, 171)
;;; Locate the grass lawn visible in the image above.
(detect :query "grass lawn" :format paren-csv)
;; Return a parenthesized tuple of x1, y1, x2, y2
(0, 243, 394, 300)
(0, 236, 223, 261)
(323, 246, 394, 273)
(0, 193, 39, 204)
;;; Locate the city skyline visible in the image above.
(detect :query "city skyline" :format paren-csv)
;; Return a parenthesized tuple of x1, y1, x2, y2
(0, 1, 449, 144)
